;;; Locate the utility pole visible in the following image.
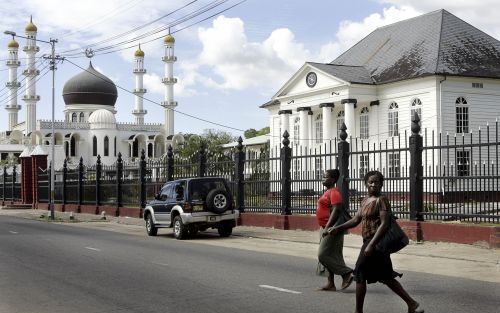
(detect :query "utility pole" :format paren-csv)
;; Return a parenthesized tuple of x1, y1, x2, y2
(4, 30, 63, 220)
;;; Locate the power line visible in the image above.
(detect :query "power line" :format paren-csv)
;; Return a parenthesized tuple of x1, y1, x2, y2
(60, 0, 205, 56)
(92, 0, 246, 57)
(0, 59, 51, 107)
(0, 56, 46, 97)
(63, 0, 243, 58)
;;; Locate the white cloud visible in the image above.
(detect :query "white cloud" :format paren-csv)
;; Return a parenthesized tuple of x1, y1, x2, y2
(192, 15, 310, 92)
(317, 6, 421, 62)
(143, 73, 164, 95)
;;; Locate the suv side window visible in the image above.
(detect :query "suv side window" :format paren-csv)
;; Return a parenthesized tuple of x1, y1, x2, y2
(173, 181, 186, 201)
(159, 184, 173, 201)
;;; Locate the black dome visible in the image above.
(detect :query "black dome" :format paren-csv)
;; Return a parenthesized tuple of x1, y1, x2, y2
(63, 62, 118, 106)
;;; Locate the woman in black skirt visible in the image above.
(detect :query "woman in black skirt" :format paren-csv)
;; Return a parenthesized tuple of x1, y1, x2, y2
(327, 171, 424, 313)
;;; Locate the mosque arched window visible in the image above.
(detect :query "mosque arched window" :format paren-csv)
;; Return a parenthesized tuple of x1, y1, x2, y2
(114, 137, 117, 157)
(79, 112, 85, 122)
(92, 136, 97, 156)
(70, 136, 76, 157)
(104, 136, 109, 156)
(71, 113, 77, 123)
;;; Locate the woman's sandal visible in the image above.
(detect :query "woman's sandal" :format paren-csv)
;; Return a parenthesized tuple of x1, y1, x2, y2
(340, 273, 354, 290)
(408, 302, 424, 313)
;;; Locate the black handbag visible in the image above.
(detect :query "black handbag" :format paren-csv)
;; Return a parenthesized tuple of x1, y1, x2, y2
(374, 198, 409, 254)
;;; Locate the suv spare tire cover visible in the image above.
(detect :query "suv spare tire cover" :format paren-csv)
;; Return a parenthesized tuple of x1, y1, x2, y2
(206, 188, 231, 214)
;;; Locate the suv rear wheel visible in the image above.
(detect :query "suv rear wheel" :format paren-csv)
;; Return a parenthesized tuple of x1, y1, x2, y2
(146, 214, 158, 236)
(173, 215, 188, 240)
(206, 189, 231, 214)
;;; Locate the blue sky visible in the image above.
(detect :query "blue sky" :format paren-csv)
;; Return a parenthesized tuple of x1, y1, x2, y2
(1, 0, 499, 137)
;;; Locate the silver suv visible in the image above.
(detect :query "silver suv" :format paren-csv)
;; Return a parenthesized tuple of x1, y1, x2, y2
(143, 177, 239, 239)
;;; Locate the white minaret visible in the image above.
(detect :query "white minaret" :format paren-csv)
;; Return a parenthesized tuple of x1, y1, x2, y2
(132, 44, 147, 125)
(161, 33, 177, 137)
(5, 38, 21, 131)
(22, 16, 40, 136)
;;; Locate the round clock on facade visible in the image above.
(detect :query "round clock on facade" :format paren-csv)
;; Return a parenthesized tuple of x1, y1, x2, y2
(306, 72, 317, 87)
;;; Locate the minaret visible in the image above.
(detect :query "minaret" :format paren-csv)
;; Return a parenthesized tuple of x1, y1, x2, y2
(161, 33, 177, 137)
(5, 38, 21, 131)
(132, 44, 147, 125)
(22, 16, 40, 135)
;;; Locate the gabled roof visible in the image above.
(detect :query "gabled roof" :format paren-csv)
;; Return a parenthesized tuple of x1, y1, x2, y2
(307, 62, 374, 84)
(332, 9, 500, 84)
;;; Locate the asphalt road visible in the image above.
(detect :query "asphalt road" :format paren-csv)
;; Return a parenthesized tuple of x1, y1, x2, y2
(0, 216, 498, 313)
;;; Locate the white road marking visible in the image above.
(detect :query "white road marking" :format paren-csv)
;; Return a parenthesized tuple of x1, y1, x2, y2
(258, 285, 302, 294)
(9, 231, 18, 234)
(85, 247, 101, 252)
(152, 262, 170, 267)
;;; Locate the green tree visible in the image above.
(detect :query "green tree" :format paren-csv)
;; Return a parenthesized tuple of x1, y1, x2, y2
(177, 129, 236, 158)
(244, 126, 269, 139)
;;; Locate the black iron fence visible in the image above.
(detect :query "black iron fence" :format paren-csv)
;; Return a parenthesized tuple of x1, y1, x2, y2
(32, 115, 499, 222)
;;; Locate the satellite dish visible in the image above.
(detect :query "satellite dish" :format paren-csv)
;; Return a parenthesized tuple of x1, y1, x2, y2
(172, 133, 185, 150)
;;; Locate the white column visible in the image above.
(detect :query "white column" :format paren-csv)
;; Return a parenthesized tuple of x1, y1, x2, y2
(297, 107, 310, 147)
(370, 100, 380, 142)
(5, 40, 21, 131)
(279, 110, 292, 137)
(132, 46, 147, 125)
(22, 20, 40, 136)
(161, 35, 178, 138)
(320, 103, 334, 142)
(342, 99, 357, 140)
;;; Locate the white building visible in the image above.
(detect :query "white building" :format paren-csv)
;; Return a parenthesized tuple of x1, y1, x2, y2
(0, 18, 182, 167)
(261, 9, 500, 181)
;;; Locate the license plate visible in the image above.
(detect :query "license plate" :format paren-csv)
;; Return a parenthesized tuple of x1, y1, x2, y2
(193, 205, 203, 212)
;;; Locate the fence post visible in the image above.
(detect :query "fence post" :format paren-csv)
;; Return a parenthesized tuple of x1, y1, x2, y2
(198, 141, 206, 178)
(281, 131, 292, 215)
(337, 123, 350, 213)
(139, 149, 147, 209)
(234, 137, 245, 212)
(78, 157, 83, 209)
(96, 155, 101, 208)
(116, 153, 123, 211)
(2, 166, 6, 203)
(12, 164, 16, 202)
(409, 113, 424, 221)
(167, 144, 174, 182)
(62, 159, 67, 206)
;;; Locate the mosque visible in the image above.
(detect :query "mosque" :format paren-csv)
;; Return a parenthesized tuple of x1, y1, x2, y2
(0, 17, 181, 167)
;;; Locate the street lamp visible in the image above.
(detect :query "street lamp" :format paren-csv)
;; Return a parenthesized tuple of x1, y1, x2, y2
(4, 30, 59, 220)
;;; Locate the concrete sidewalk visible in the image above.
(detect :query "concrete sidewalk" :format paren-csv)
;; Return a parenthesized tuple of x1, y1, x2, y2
(1, 208, 499, 284)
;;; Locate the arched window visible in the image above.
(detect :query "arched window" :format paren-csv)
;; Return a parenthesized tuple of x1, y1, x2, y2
(336, 110, 345, 137)
(360, 107, 369, 139)
(388, 102, 399, 137)
(114, 137, 117, 157)
(133, 139, 139, 158)
(71, 113, 77, 123)
(103, 136, 109, 156)
(92, 136, 97, 156)
(293, 117, 300, 144)
(64, 142, 69, 157)
(79, 112, 85, 122)
(315, 114, 323, 144)
(148, 143, 153, 157)
(456, 97, 469, 133)
(411, 98, 422, 131)
(70, 136, 76, 157)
